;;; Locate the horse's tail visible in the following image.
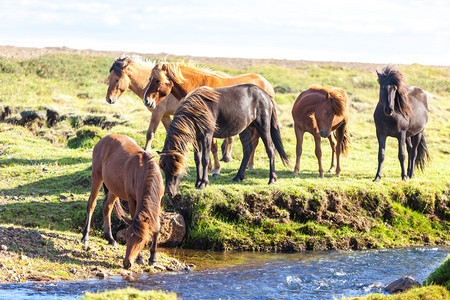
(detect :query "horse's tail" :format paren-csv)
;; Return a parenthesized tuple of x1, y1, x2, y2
(335, 122, 351, 156)
(270, 107, 290, 167)
(113, 198, 132, 225)
(415, 133, 430, 172)
(103, 183, 132, 225)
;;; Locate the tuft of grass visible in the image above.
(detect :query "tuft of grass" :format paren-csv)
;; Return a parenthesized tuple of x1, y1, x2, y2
(424, 255, 450, 290)
(342, 285, 450, 299)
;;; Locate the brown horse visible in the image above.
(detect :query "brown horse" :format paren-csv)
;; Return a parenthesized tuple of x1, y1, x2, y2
(292, 84, 351, 178)
(81, 134, 163, 269)
(106, 56, 225, 176)
(142, 61, 276, 169)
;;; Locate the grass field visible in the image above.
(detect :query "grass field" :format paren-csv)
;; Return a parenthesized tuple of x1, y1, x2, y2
(0, 53, 449, 282)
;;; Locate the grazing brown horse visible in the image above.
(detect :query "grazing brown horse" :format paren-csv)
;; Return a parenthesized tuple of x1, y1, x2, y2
(107, 56, 229, 176)
(374, 66, 429, 181)
(143, 61, 276, 169)
(159, 84, 289, 197)
(81, 134, 163, 269)
(292, 84, 351, 178)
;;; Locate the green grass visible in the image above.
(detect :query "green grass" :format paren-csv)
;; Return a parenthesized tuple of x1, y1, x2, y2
(0, 54, 449, 253)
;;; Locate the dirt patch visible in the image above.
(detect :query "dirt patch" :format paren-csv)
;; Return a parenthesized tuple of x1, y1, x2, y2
(2, 45, 449, 73)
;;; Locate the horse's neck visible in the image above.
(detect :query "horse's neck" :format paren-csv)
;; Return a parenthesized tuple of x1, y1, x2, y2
(127, 64, 152, 100)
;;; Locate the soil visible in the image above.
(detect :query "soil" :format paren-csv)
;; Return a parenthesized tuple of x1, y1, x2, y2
(2, 45, 449, 73)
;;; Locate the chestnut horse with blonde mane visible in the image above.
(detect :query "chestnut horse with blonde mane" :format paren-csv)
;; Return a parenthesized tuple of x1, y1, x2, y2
(292, 84, 351, 178)
(142, 61, 276, 169)
(159, 84, 289, 198)
(106, 56, 228, 176)
(81, 134, 163, 269)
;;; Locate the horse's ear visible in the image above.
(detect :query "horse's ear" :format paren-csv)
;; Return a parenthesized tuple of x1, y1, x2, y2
(161, 63, 168, 71)
(156, 150, 162, 156)
(376, 70, 380, 76)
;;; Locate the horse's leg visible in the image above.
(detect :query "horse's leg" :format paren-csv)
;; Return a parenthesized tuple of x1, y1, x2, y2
(144, 110, 164, 152)
(406, 136, 413, 177)
(161, 114, 172, 132)
(211, 138, 220, 177)
(220, 137, 233, 162)
(292, 126, 305, 177)
(199, 132, 212, 189)
(148, 230, 160, 264)
(103, 192, 119, 246)
(408, 133, 422, 179)
(194, 140, 203, 188)
(373, 130, 387, 182)
(232, 127, 253, 183)
(255, 123, 277, 184)
(81, 173, 103, 245)
(313, 133, 324, 178)
(247, 129, 260, 170)
(397, 132, 407, 181)
(327, 134, 337, 173)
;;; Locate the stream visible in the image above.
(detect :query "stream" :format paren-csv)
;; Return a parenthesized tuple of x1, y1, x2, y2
(0, 246, 448, 299)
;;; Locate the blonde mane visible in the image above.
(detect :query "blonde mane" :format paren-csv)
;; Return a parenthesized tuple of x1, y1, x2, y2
(310, 84, 348, 116)
(152, 60, 231, 85)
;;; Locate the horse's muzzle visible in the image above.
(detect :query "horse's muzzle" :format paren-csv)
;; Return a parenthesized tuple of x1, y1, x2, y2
(384, 109, 393, 117)
(143, 98, 155, 109)
(123, 261, 132, 269)
(106, 97, 116, 104)
(319, 129, 330, 138)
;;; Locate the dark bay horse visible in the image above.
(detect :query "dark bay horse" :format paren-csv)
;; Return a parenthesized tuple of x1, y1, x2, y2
(159, 84, 289, 198)
(374, 66, 429, 182)
(142, 61, 276, 170)
(81, 134, 164, 269)
(106, 56, 226, 176)
(292, 84, 351, 178)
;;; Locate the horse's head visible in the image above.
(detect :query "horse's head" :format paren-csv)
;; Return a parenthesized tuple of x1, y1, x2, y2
(377, 68, 402, 117)
(159, 151, 185, 198)
(316, 103, 335, 138)
(123, 226, 146, 269)
(106, 58, 131, 104)
(143, 63, 174, 109)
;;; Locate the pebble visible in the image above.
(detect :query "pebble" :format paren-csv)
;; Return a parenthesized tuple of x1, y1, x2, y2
(59, 195, 69, 202)
(20, 254, 28, 260)
(0, 245, 7, 251)
(96, 272, 108, 279)
(70, 268, 77, 274)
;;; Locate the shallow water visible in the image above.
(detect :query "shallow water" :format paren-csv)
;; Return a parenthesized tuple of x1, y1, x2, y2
(0, 247, 448, 299)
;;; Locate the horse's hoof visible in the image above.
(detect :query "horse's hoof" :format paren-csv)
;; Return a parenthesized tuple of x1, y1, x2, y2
(231, 176, 242, 183)
(220, 156, 232, 163)
(247, 166, 254, 170)
(373, 177, 381, 182)
(318, 173, 324, 178)
(211, 172, 220, 178)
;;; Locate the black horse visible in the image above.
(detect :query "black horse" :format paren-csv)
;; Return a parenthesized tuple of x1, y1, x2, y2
(158, 83, 289, 197)
(373, 66, 430, 182)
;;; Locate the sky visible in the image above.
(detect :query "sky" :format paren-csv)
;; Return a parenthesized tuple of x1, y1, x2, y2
(0, 0, 449, 65)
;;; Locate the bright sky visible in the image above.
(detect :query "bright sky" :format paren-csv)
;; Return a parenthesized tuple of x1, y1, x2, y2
(1, 0, 449, 65)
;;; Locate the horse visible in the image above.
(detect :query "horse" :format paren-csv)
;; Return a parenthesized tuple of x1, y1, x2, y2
(292, 84, 351, 178)
(106, 56, 226, 176)
(373, 65, 429, 182)
(142, 60, 276, 169)
(81, 134, 164, 269)
(158, 84, 289, 198)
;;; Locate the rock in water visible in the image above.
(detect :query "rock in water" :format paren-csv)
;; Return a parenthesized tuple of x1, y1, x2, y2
(385, 276, 421, 294)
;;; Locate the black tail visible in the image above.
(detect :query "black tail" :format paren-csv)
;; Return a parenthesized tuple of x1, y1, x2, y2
(415, 134, 430, 172)
(104, 183, 132, 225)
(270, 107, 290, 167)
